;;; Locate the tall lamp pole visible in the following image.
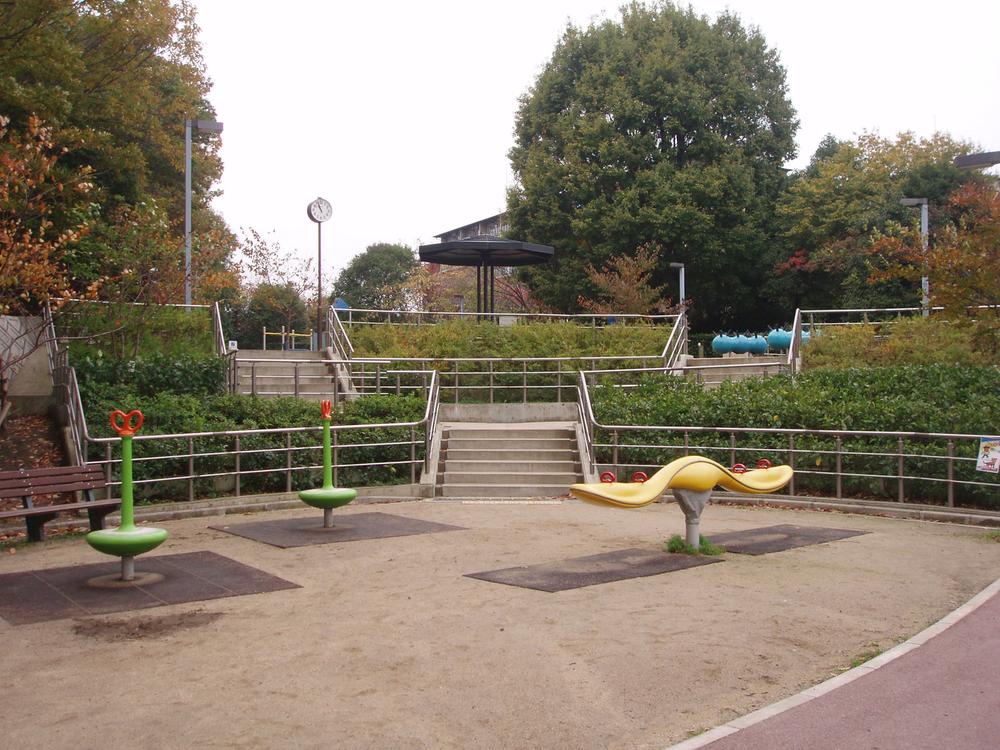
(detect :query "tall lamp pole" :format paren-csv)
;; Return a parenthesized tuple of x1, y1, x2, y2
(668, 262, 686, 304)
(184, 118, 223, 309)
(900, 197, 929, 316)
(307, 197, 333, 350)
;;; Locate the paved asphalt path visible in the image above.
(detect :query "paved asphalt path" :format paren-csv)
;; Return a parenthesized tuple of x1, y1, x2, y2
(689, 583, 1000, 750)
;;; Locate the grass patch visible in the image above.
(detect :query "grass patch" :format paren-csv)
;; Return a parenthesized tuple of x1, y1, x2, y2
(984, 530, 1000, 543)
(665, 534, 725, 556)
(849, 645, 883, 669)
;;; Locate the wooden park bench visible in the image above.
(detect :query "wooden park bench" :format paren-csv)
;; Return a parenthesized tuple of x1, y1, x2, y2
(0, 465, 119, 542)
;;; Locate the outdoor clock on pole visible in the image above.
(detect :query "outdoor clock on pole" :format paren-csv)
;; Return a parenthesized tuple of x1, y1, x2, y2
(307, 197, 332, 348)
(307, 197, 332, 224)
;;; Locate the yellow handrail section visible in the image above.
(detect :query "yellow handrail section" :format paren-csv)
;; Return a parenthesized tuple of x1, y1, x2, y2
(570, 456, 793, 509)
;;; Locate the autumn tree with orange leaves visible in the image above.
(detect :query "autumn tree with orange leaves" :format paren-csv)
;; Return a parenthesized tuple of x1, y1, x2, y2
(869, 182, 1000, 352)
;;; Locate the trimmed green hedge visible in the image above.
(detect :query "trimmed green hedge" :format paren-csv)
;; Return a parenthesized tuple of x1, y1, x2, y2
(348, 320, 671, 358)
(591, 366, 1000, 508)
(76, 351, 426, 501)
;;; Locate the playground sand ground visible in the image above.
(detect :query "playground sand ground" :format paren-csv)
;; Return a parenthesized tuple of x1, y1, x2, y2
(3, 500, 1000, 750)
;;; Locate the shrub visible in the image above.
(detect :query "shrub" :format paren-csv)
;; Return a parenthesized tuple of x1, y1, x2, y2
(591, 366, 1000, 508)
(803, 317, 997, 370)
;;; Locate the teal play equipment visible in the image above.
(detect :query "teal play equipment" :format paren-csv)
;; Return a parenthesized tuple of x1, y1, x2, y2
(86, 410, 168, 581)
(298, 399, 356, 527)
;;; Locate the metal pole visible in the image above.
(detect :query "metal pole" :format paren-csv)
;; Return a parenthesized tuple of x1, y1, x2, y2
(316, 221, 323, 347)
(679, 265, 685, 303)
(184, 119, 192, 309)
(920, 202, 930, 316)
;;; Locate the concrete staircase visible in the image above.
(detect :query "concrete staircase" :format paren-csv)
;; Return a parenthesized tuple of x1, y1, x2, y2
(682, 354, 787, 387)
(435, 422, 582, 499)
(233, 350, 337, 400)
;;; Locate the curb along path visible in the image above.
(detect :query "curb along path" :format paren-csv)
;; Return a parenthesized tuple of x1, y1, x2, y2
(667, 577, 1000, 750)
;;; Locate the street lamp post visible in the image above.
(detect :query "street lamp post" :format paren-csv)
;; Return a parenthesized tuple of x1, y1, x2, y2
(184, 118, 223, 309)
(668, 262, 686, 304)
(900, 197, 929, 315)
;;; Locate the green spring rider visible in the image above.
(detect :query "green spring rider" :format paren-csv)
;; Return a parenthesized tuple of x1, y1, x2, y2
(86, 410, 168, 581)
(298, 399, 356, 527)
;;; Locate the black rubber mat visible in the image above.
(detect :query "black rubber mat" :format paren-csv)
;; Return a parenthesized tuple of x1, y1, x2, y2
(211, 512, 465, 549)
(0, 551, 299, 626)
(466, 547, 723, 592)
(707, 524, 868, 555)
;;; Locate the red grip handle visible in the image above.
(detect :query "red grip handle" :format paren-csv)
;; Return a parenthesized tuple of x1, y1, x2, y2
(110, 409, 143, 437)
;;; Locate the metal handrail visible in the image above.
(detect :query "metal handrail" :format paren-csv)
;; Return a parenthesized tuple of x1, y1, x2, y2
(787, 307, 802, 373)
(212, 301, 227, 356)
(574, 373, 997, 507)
(337, 307, 678, 325)
(659, 309, 688, 366)
(327, 306, 355, 357)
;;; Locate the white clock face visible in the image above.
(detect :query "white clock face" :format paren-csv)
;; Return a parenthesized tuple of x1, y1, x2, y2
(308, 197, 332, 223)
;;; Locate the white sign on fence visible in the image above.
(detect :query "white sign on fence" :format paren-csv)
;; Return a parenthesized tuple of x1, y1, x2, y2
(976, 437, 1000, 474)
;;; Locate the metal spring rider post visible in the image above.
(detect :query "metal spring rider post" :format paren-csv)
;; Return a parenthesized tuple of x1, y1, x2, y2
(85, 410, 168, 581)
(298, 400, 356, 527)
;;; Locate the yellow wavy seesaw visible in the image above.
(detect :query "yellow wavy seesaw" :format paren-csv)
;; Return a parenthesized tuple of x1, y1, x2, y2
(570, 456, 793, 508)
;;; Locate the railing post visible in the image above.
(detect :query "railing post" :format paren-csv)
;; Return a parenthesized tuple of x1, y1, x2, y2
(557, 362, 562, 403)
(788, 435, 796, 495)
(612, 430, 619, 480)
(947, 439, 955, 507)
(376, 363, 382, 395)
(280, 431, 291, 492)
(897, 437, 905, 502)
(234, 434, 241, 497)
(187, 437, 195, 502)
(294, 363, 300, 397)
(410, 426, 417, 483)
(683, 431, 690, 456)
(835, 435, 843, 499)
(454, 361, 459, 404)
(251, 362, 257, 395)
(522, 361, 527, 403)
(105, 443, 113, 500)
(396, 373, 401, 395)
(488, 361, 494, 403)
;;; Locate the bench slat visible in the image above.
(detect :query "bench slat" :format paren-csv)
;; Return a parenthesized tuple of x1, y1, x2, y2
(0, 478, 106, 498)
(0, 498, 120, 520)
(0, 465, 104, 481)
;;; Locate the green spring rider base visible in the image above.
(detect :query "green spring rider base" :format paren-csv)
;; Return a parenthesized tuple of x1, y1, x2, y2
(298, 400, 356, 527)
(86, 410, 168, 581)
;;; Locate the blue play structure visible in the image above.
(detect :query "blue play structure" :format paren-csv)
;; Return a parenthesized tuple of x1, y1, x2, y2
(711, 328, 811, 355)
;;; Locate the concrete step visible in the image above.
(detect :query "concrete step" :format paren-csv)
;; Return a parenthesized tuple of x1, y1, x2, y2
(445, 437, 576, 451)
(439, 484, 571, 498)
(444, 448, 577, 461)
(235, 349, 325, 360)
(443, 460, 581, 473)
(444, 428, 576, 440)
(442, 471, 580, 485)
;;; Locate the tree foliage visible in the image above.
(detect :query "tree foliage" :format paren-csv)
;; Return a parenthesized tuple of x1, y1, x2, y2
(331, 243, 417, 310)
(578, 243, 671, 315)
(773, 132, 978, 311)
(506, 1, 797, 330)
(868, 182, 1000, 352)
(0, 114, 95, 314)
(0, 0, 230, 302)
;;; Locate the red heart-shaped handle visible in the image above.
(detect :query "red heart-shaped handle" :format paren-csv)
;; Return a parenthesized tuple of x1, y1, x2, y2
(320, 400, 332, 420)
(110, 409, 144, 436)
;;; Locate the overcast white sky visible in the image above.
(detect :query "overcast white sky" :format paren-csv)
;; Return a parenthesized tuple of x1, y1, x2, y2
(192, 0, 999, 282)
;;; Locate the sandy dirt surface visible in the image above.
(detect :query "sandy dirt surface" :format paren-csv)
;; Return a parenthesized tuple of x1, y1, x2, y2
(2, 500, 1000, 750)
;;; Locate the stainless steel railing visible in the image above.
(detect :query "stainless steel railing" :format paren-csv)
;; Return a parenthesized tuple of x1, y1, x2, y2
(85, 370, 441, 501)
(574, 389, 999, 508)
(334, 307, 678, 327)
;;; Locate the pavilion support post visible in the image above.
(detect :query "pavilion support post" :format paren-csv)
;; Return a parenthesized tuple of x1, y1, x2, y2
(489, 265, 495, 321)
(476, 263, 482, 321)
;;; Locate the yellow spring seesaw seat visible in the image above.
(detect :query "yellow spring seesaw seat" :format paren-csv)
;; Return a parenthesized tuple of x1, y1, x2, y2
(570, 456, 793, 547)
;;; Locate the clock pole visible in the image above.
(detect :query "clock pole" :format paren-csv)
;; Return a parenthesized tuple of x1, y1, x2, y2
(307, 197, 332, 351)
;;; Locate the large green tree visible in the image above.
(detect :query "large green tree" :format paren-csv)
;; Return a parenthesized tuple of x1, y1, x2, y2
(506, 1, 797, 330)
(772, 132, 978, 311)
(0, 0, 229, 300)
(331, 243, 417, 310)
